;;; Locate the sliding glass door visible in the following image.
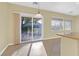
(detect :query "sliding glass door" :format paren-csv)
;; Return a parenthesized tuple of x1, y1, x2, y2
(33, 18, 43, 40)
(21, 16, 43, 43)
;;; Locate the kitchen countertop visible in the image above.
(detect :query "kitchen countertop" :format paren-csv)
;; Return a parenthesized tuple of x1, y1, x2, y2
(56, 32, 79, 40)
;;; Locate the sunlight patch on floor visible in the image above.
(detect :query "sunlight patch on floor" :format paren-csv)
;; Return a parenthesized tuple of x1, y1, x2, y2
(30, 42, 47, 56)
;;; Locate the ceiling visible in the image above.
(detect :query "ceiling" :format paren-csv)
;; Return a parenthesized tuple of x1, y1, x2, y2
(10, 2, 79, 16)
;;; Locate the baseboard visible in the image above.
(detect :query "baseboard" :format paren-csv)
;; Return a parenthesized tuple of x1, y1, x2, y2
(0, 44, 9, 56)
(0, 43, 14, 56)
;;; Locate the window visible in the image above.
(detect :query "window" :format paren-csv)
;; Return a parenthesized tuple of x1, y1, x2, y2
(51, 18, 72, 32)
(51, 18, 63, 31)
(64, 20, 72, 31)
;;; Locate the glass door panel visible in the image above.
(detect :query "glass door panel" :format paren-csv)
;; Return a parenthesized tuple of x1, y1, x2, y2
(21, 17, 32, 42)
(33, 18, 43, 40)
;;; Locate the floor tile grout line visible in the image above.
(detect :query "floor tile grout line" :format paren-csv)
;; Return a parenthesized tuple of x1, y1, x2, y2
(27, 43, 32, 56)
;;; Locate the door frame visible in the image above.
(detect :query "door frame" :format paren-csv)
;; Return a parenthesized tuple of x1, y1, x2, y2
(19, 13, 44, 43)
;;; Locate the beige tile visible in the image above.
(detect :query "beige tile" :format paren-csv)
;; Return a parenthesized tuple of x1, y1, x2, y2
(30, 42, 47, 56)
(12, 44, 31, 56)
(2, 43, 31, 56)
(2, 41, 47, 56)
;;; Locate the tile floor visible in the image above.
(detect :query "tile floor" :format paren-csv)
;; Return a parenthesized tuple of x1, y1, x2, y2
(30, 42, 47, 56)
(2, 42, 47, 56)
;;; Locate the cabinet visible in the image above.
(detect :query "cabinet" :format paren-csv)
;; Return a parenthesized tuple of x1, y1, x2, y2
(43, 37, 78, 56)
(43, 38, 61, 56)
